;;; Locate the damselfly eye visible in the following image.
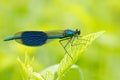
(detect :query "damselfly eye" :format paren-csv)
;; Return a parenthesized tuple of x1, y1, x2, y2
(76, 29, 80, 35)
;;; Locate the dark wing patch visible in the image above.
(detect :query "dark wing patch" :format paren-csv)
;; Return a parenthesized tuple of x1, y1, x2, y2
(19, 31, 48, 46)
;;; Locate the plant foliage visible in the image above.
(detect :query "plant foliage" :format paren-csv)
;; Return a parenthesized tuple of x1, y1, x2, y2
(17, 31, 105, 80)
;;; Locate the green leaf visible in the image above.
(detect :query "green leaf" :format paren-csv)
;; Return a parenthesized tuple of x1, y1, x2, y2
(43, 71, 54, 80)
(17, 54, 44, 80)
(40, 65, 58, 80)
(39, 64, 83, 80)
(60, 65, 84, 80)
(32, 72, 44, 80)
(17, 55, 33, 80)
(57, 31, 105, 79)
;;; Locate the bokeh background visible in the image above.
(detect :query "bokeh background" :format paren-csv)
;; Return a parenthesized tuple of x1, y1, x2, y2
(0, 0, 120, 80)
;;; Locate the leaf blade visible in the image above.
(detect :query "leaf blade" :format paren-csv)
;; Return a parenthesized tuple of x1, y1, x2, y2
(57, 31, 105, 79)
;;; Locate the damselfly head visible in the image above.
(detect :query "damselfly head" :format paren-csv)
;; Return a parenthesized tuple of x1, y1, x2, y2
(75, 29, 81, 35)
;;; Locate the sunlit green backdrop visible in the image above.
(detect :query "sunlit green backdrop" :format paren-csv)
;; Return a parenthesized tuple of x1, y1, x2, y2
(0, 0, 120, 80)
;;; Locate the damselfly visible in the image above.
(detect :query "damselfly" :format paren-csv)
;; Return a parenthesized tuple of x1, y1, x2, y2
(4, 29, 81, 59)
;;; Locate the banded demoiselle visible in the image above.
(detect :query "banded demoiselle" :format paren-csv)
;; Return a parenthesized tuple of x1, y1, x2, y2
(4, 29, 81, 59)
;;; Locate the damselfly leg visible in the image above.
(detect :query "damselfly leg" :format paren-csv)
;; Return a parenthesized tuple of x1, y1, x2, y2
(59, 37, 73, 59)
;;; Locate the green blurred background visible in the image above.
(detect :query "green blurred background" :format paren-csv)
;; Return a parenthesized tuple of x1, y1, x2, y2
(0, 0, 120, 80)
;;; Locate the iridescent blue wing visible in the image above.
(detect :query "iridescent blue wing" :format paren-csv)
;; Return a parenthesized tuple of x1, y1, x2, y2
(15, 31, 48, 46)
(4, 30, 65, 46)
